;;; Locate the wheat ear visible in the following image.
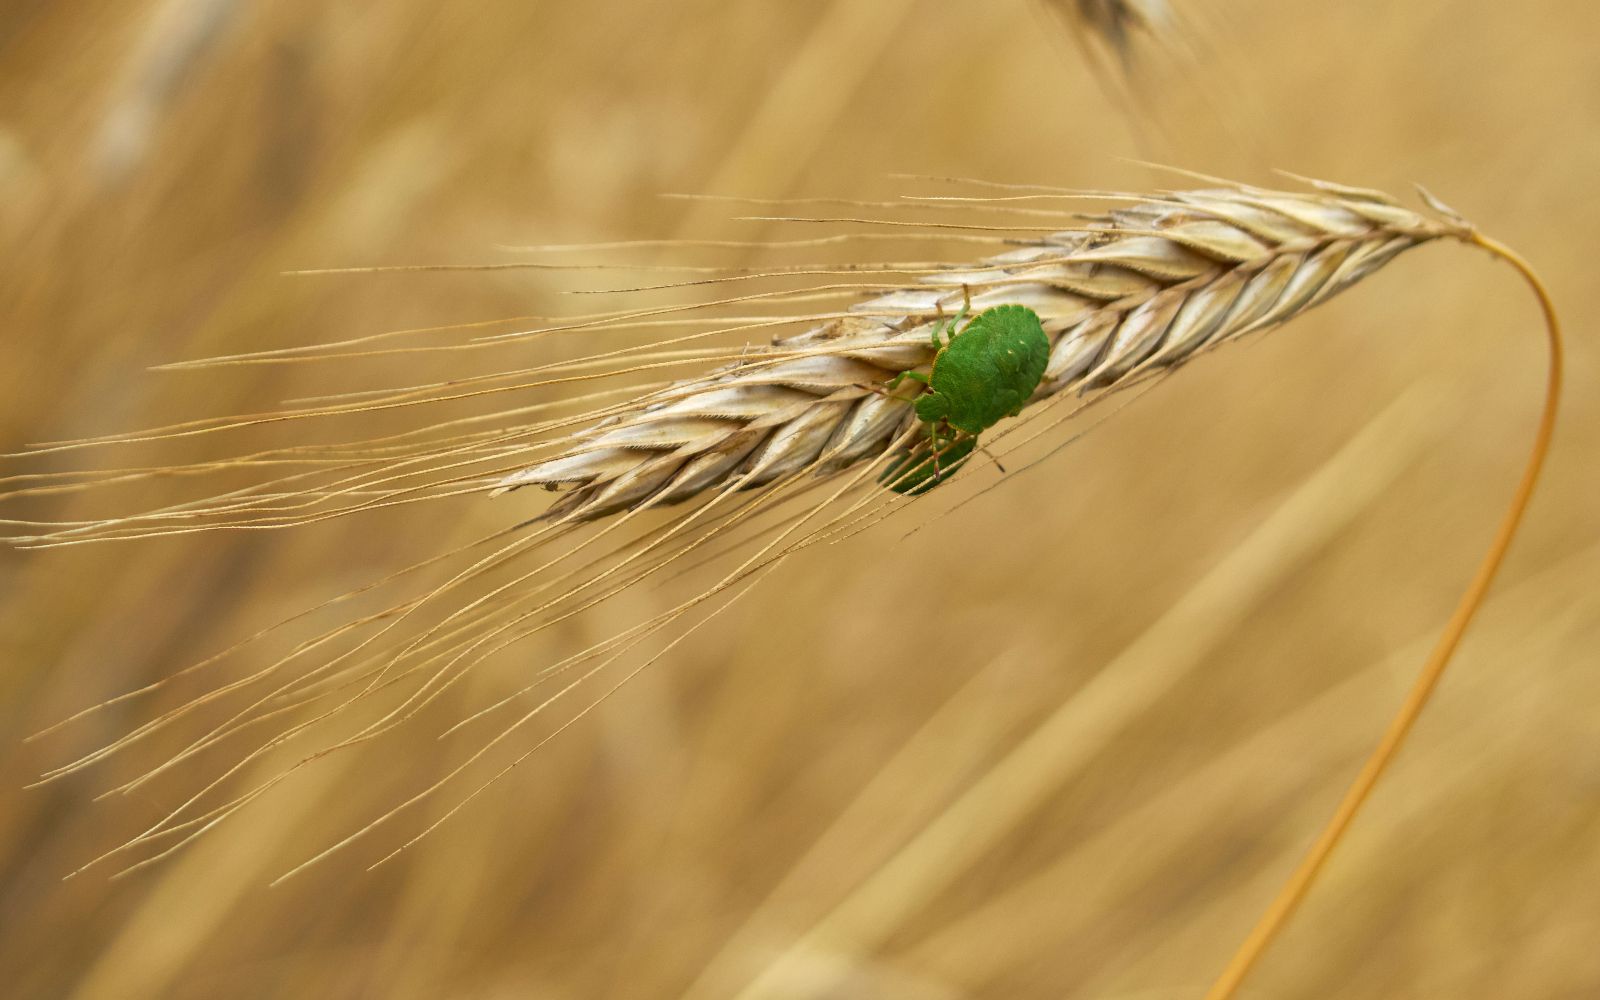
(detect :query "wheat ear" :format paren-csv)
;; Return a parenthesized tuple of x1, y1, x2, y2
(499, 178, 1464, 520)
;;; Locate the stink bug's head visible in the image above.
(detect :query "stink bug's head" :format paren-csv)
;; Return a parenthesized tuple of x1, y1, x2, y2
(914, 391, 950, 425)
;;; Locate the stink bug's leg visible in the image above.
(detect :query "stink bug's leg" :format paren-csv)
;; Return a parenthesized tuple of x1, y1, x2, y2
(976, 441, 1007, 474)
(946, 283, 973, 341)
(929, 300, 948, 350)
(929, 425, 949, 482)
(881, 371, 929, 393)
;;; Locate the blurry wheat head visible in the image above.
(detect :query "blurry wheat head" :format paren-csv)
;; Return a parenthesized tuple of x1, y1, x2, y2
(0, 173, 1510, 887)
(1040, 0, 1205, 125)
(1056, 0, 1175, 65)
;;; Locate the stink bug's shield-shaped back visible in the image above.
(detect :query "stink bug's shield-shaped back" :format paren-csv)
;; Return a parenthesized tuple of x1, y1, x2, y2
(921, 304, 1050, 436)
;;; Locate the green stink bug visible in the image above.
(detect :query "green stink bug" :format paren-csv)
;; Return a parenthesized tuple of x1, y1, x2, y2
(877, 295, 1050, 494)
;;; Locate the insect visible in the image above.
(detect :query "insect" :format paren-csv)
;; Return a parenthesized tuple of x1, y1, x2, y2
(878, 294, 1051, 494)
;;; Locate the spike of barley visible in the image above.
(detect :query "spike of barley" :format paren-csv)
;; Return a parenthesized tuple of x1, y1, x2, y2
(502, 184, 1465, 521)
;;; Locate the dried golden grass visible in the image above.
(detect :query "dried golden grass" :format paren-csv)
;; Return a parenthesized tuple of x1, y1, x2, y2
(6, 3, 1593, 992)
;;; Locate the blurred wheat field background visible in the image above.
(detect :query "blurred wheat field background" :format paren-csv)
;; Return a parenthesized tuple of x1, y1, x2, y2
(2, 2, 1597, 998)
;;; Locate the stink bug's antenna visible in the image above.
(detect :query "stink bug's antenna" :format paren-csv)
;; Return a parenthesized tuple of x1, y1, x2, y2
(975, 440, 1007, 474)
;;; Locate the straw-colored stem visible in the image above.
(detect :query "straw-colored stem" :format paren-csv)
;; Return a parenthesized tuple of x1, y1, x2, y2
(1203, 232, 1563, 1000)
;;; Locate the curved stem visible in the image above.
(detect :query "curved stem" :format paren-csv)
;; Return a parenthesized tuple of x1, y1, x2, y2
(1203, 232, 1564, 1000)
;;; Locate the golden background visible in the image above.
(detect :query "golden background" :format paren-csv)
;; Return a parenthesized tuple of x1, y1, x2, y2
(2, 2, 1595, 997)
